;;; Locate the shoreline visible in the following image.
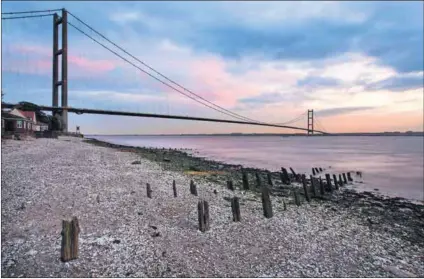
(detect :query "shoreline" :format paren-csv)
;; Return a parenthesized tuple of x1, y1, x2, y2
(2, 137, 424, 277)
(85, 138, 424, 243)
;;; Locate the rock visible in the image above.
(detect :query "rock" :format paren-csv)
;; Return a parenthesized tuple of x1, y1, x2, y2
(17, 203, 25, 211)
(374, 188, 380, 191)
(382, 265, 417, 277)
(137, 212, 143, 215)
(150, 225, 157, 230)
(96, 195, 100, 203)
(26, 249, 38, 256)
(163, 158, 171, 162)
(213, 190, 218, 195)
(151, 232, 161, 238)
(131, 161, 141, 165)
(112, 239, 121, 244)
(367, 217, 378, 225)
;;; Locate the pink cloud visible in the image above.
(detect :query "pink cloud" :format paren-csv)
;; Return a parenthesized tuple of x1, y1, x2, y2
(68, 56, 117, 74)
(5, 43, 121, 78)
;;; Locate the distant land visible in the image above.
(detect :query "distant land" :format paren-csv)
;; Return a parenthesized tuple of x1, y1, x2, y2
(88, 131, 424, 137)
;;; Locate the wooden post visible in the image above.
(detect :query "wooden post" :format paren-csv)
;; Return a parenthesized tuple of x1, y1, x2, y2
(333, 174, 339, 190)
(312, 168, 316, 175)
(342, 173, 348, 184)
(173, 180, 177, 197)
(242, 172, 250, 190)
(261, 186, 273, 218)
(315, 167, 320, 174)
(339, 174, 344, 186)
(197, 200, 210, 232)
(267, 172, 273, 186)
(319, 177, 325, 196)
(325, 174, 333, 192)
(255, 173, 262, 188)
(146, 183, 152, 198)
(294, 190, 300, 206)
(190, 180, 198, 196)
(289, 167, 297, 179)
(347, 172, 353, 182)
(319, 167, 323, 172)
(310, 175, 317, 198)
(227, 180, 234, 191)
(281, 168, 291, 185)
(301, 175, 311, 202)
(61, 217, 79, 262)
(231, 197, 241, 222)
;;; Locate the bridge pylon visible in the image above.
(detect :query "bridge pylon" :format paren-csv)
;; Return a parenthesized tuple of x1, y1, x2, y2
(307, 109, 314, 135)
(52, 9, 68, 132)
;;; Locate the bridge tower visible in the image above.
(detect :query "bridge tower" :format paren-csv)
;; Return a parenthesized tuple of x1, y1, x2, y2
(52, 9, 68, 132)
(307, 109, 314, 135)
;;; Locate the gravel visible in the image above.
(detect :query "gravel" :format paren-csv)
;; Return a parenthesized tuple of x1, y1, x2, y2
(1, 136, 423, 277)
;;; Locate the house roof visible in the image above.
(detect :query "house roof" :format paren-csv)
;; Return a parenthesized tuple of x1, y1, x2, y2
(1, 112, 28, 120)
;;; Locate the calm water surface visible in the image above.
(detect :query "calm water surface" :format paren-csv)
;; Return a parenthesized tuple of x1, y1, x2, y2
(89, 135, 424, 202)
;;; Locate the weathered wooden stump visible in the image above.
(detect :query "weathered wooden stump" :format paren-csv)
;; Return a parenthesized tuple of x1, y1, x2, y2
(267, 172, 273, 186)
(242, 172, 250, 190)
(333, 174, 339, 190)
(342, 173, 348, 184)
(347, 172, 353, 182)
(319, 167, 323, 172)
(325, 174, 333, 192)
(312, 168, 316, 175)
(301, 175, 311, 202)
(261, 186, 273, 218)
(190, 180, 198, 196)
(146, 183, 152, 198)
(227, 180, 234, 191)
(61, 217, 80, 262)
(339, 174, 344, 186)
(281, 167, 291, 185)
(255, 172, 262, 188)
(319, 177, 325, 196)
(293, 190, 301, 206)
(173, 180, 177, 197)
(315, 167, 320, 174)
(289, 167, 297, 180)
(231, 197, 241, 222)
(197, 200, 210, 232)
(310, 175, 317, 198)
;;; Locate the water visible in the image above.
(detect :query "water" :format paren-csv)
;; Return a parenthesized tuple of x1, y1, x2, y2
(88, 135, 424, 202)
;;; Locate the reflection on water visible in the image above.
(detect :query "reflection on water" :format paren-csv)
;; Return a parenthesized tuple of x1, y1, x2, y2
(89, 135, 424, 202)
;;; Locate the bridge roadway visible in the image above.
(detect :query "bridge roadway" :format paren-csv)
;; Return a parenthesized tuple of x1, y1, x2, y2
(1, 103, 327, 134)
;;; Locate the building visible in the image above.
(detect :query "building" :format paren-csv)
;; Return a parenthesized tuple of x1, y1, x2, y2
(1, 111, 33, 135)
(2, 108, 50, 135)
(9, 108, 49, 131)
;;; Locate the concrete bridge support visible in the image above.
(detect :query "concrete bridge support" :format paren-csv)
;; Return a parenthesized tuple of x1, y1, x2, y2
(52, 9, 68, 132)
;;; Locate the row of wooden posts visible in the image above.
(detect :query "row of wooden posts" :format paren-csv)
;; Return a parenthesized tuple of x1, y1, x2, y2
(60, 167, 355, 261)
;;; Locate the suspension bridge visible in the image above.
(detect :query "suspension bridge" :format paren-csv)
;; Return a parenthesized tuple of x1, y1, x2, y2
(1, 8, 329, 135)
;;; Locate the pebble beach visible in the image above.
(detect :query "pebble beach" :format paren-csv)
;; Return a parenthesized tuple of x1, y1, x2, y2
(1, 136, 424, 277)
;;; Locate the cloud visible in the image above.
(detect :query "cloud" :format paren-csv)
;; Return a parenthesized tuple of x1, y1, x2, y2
(238, 92, 287, 105)
(315, 106, 377, 117)
(365, 75, 423, 92)
(297, 76, 342, 88)
(110, 11, 140, 24)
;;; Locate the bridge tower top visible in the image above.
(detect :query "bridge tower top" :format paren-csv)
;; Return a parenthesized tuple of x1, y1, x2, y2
(307, 109, 314, 135)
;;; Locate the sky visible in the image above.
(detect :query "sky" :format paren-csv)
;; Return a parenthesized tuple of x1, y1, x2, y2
(1, 1, 423, 134)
